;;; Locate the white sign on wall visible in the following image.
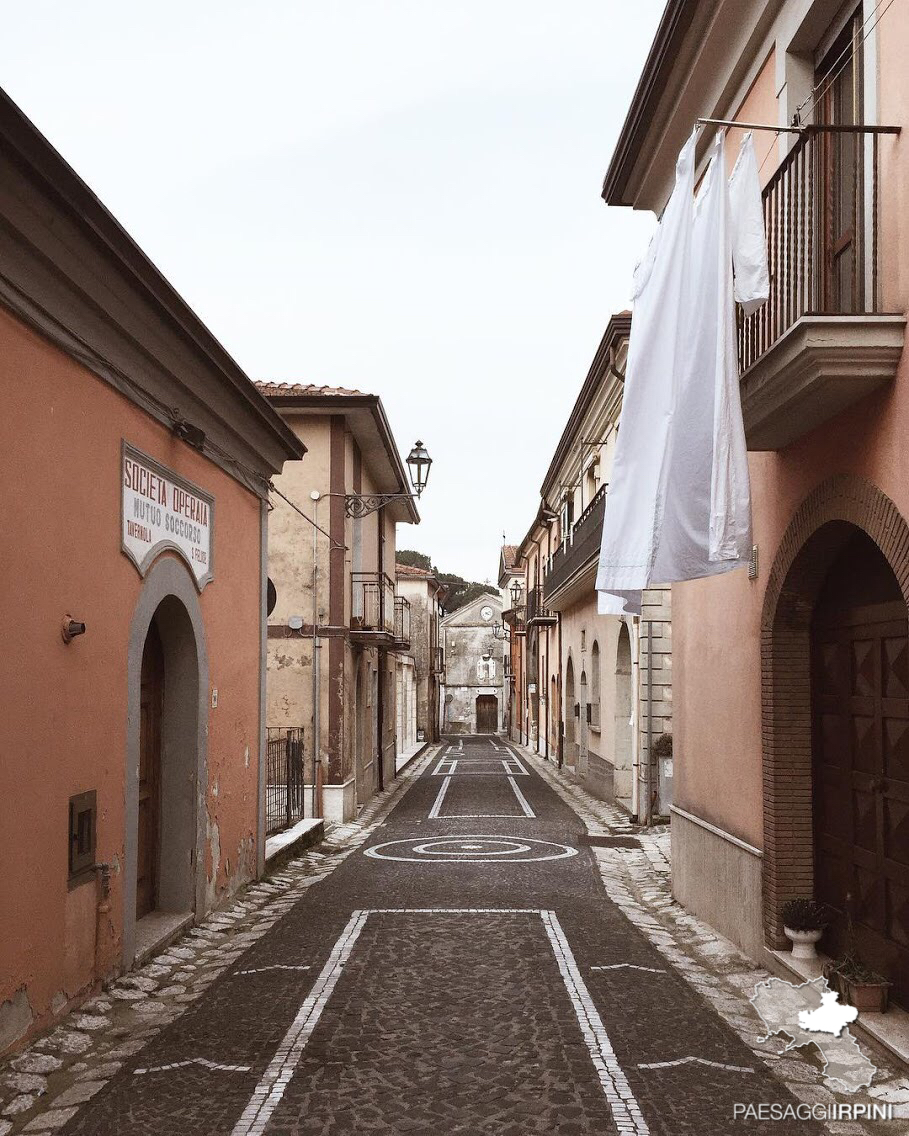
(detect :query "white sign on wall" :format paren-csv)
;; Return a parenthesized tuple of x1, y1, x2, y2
(121, 442, 215, 590)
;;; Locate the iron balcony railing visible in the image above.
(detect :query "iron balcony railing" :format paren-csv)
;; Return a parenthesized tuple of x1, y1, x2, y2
(351, 571, 395, 635)
(265, 727, 308, 834)
(739, 126, 888, 373)
(393, 595, 411, 645)
(526, 584, 557, 626)
(544, 484, 607, 602)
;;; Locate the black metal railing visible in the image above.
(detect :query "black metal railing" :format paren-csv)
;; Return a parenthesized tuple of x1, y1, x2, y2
(393, 595, 411, 644)
(544, 484, 607, 601)
(526, 584, 557, 625)
(739, 127, 885, 372)
(265, 727, 308, 835)
(351, 571, 395, 634)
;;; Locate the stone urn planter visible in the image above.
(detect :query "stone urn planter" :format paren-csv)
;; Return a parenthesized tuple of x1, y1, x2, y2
(783, 926, 823, 961)
(780, 898, 829, 963)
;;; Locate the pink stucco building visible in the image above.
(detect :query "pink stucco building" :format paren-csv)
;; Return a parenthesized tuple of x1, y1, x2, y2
(604, 0, 909, 1008)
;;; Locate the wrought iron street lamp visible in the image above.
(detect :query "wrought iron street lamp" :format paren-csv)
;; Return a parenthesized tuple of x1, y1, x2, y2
(493, 620, 511, 642)
(509, 579, 523, 608)
(345, 440, 433, 518)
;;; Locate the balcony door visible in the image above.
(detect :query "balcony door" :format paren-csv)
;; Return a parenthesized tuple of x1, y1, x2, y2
(816, 8, 863, 313)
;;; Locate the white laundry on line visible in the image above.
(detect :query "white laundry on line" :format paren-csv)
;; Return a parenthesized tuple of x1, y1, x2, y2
(596, 129, 769, 616)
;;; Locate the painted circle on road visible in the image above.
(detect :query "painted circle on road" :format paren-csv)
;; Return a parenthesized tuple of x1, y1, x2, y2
(364, 835, 578, 864)
(411, 839, 532, 857)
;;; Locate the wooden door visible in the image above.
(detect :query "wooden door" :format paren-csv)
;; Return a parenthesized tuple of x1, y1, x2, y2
(137, 621, 164, 920)
(476, 695, 498, 734)
(813, 533, 909, 1004)
(816, 9, 863, 313)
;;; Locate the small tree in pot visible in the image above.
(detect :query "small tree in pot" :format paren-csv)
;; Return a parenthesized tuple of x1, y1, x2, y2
(781, 899, 829, 962)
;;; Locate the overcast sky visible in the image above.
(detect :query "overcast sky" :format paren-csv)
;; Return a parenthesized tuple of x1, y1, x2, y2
(2, 1, 662, 582)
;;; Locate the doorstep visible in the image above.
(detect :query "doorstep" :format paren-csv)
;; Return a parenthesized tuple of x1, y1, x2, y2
(765, 946, 909, 1069)
(134, 910, 194, 968)
(264, 817, 325, 870)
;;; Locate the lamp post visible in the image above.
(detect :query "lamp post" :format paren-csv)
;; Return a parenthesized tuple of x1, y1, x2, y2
(345, 441, 433, 518)
(509, 579, 523, 609)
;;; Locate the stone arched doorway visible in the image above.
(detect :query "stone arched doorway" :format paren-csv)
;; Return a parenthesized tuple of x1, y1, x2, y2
(762, 475, 909, 1005)
(812, 529, 909, 999)
(126, 558, 209, 967)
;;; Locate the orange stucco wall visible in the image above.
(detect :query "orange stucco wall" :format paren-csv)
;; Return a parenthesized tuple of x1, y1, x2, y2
(673, 32, 909, 849)
(0, 306, 263, 1049)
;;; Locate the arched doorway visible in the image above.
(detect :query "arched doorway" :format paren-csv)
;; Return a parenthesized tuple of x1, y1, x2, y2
(812, 529, 909, 1000)
(565, 656, 576, 765)
(137, 619, 164, 919)
(125, 559, 208, 967)
(579, 670, 589, 776)
(614, 623, 633, 805)
(355, 664, 367, 808)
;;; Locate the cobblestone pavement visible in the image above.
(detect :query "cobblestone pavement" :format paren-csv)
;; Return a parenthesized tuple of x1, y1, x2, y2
(2, 737, 906, 1135)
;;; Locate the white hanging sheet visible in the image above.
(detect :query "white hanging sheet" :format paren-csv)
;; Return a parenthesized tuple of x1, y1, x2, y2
(596, 131, 769, 616)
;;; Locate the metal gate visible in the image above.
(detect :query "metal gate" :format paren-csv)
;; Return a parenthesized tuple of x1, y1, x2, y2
(265, 727, 307, 834)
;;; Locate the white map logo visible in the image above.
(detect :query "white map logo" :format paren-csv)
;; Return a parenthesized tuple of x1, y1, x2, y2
(750, 977, 875, 1093)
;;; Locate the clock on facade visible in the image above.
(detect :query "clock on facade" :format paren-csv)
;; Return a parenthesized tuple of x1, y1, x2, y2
(480, 606, 493, 622)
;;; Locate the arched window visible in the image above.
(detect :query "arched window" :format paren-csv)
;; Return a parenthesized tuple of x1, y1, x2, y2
(565, 657, 576, 749)
(590, 641, 601, 728)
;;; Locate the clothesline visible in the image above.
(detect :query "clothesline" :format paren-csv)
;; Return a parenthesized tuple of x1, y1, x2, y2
(695, 116, 900, 135)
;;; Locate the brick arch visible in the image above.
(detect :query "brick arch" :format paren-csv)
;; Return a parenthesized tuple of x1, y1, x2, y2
(761, 474, 909, 948)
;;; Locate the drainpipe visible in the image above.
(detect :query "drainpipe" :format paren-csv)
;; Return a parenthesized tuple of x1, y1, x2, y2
(376, 505, 385, 792)
(643, 619, 653, 827)
(311, 492, 322, 819)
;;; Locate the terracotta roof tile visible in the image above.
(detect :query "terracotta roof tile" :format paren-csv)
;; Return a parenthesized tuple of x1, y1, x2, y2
(395, 562, 434, 578)
(502, 544, 519, 569)
(255, 381, 365, 397)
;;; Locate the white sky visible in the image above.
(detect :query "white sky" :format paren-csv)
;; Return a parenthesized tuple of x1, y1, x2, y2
(1, 1, 662, 582)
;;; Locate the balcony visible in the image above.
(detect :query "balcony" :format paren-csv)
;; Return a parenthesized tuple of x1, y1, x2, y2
(739, 127, 904, 451)
(393, 595, 411, 648)
(543, 485, 606, 608)
(350, 572, 395, 642)
(526, 584, 557, 627)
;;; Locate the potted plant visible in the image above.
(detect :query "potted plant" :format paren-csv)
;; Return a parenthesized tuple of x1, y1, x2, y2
(824, 955, 891, 1013)
(823, 900, 891, 1012)
(781, 898, 829, 961)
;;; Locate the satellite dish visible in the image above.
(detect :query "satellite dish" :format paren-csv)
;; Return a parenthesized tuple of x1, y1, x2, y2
(288, 615, 303, 630)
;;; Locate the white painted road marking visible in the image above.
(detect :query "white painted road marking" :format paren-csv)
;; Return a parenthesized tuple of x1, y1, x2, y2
(507, 775, 536, 817)
(230, 909, 648, 1136)
(638, 1057, 755, 1073)
(541, 910, 650, 1135)
(135, 1057, 251, 1076)
(592, 964, 667, 974)
(428, 775, 452, 818)
(364, 836, 578, 864)
(237, 965, 312, 976)
(231, 910, 368, 1136)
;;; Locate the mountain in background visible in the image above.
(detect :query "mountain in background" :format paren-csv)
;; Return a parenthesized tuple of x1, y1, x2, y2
(396, 549, 498, 613)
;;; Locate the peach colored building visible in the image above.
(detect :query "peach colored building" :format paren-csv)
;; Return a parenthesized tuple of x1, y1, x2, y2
(604, 0, 909, 1005)
(258, 384, 420, 822)
(0, 90, 303, 1054)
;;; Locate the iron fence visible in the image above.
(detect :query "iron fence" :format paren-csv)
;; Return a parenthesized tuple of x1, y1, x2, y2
(265, 726, 308, 835)
(739, 126, 884, 373)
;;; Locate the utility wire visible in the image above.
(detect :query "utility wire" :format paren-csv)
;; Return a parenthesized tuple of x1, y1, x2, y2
(269, 483, 348, 551)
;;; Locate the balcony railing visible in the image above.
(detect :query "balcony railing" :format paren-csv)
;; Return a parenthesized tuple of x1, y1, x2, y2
(544, 484, 607, 602)
(351, 571, 395, 636)
(526, 584, 557, 626)
(739, 126, 882, 373)
(393, 595, 411, 646)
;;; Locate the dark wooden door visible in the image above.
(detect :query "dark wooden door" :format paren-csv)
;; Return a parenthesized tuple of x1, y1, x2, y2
(813, 533, 909, 1003)
(816, 9, 863, 313)
(137, 621, 164, 920)
(476, 695, 498, 734)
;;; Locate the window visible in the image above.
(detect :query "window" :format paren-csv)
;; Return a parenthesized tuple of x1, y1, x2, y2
(581, 629, 587, 652)
(69, 790, 97, 882)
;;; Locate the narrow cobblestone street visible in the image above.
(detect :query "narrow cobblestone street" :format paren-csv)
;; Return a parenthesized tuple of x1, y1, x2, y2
(3, 738, 906, 1135)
